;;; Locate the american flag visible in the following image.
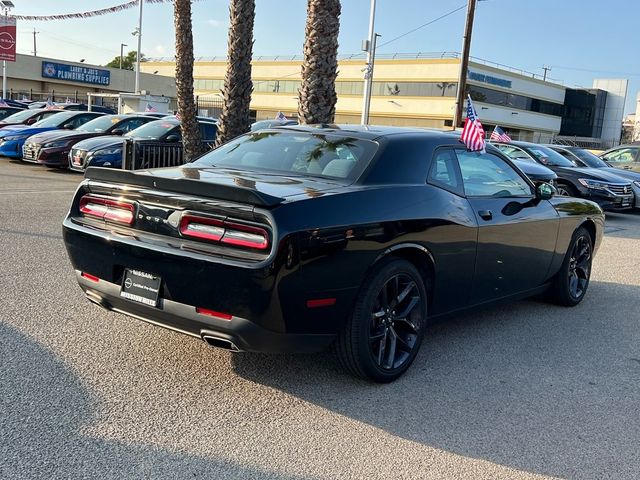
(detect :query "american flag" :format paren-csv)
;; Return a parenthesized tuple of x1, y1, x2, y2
(175, 111, 181, 120)
(275, 111, 288, 121)
(65, 97, 72, 104)
(460, 95, 486, 152)
(145, 103, 157, 112)
(0, 99, 8, 107)
(490, 125, 512, 143)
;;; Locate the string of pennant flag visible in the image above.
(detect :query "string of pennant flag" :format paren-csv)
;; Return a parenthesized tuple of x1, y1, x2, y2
(11, 0, 200, 22)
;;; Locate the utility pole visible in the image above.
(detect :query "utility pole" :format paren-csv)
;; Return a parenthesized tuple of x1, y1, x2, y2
(134, 0, 143, 93)
(32, 28, 38, 56)
(120, 43, 127, 69)
(360, 0, 377, 125)
(453, 0, 477, 128)
(542, 65, 551, 81)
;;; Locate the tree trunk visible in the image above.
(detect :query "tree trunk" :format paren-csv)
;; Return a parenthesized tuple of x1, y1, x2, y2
(298, 0, 341, 125)
(215, 0, 255, 147)
(174, 0, 204, 161)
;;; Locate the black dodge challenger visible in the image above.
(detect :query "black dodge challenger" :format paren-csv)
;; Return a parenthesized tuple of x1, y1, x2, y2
(63, 125, 604, 382)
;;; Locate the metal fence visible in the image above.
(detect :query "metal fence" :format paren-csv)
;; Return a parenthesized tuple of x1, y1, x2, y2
(122, 138, 185, 170)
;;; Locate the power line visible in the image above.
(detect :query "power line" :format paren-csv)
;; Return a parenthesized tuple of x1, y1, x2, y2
(375, 4, 467, 50)
(551, 65, 640, 77)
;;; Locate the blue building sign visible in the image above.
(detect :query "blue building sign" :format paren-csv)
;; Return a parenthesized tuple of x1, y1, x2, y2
(41, 61, 110, 86)
(468, 71, 512, 89)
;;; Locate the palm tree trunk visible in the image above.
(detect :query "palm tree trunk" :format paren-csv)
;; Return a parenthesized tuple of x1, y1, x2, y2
(298, 0, 341, 125)
(174, 0, 204, 161)
(215, 0, 255, 147)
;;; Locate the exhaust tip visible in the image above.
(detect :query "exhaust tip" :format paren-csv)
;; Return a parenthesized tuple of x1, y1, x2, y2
(202, 334, 241, 352)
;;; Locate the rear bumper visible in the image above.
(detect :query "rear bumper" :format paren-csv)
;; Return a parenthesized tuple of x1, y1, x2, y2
(76, 271, 335, 353)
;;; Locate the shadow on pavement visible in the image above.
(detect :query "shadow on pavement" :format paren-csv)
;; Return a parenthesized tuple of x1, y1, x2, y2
(0, 322, 317, 480)
(232, 280, 640, 480)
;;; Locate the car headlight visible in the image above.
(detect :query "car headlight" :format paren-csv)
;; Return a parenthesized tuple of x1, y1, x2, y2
(43, 140, 72, 148)
(3, 134, 30, 141)
(94, 147, 122, 156)
(578, 178, 608, 190)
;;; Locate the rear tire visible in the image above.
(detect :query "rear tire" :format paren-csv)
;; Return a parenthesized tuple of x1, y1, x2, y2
(550, 226, 593, 306)
(336, 258, 428, 382)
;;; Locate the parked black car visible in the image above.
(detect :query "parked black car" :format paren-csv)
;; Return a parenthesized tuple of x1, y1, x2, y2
(550, 145, 640, 209)
(599, 144, 640, 172)
(22, 114, 156, 167)
(63, 126, 604, 382)
(493, 141, 634, 211)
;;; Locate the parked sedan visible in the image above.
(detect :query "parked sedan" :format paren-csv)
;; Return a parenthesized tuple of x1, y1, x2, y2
(0, 111, 103, 158)
(21, 114, 155, 167)
(69, 117, 217, 171)
(0, 106, 26, 121)
(550, 145, 640, 208)
(599, 144, 640, 172)
(0, 108, 60, 128)
(251, 119, 298, 131)
(493, 141, 634, 211)
(63, 125, 604, 382)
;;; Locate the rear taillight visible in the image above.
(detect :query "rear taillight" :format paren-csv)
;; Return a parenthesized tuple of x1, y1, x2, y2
(180, 214, 270, 250)
(79, 195, 135, 225)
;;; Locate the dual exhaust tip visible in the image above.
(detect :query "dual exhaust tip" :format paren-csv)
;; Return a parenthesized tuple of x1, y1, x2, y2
(201, 334, 241, 352)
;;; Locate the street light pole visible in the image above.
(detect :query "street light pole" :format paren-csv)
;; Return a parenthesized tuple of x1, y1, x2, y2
(120, 43, 127, 69)
(134, 0, 143, 93)
(360, 0, 377, 125)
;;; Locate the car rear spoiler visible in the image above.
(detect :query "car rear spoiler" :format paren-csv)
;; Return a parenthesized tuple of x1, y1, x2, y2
(84, 167, 285, 208)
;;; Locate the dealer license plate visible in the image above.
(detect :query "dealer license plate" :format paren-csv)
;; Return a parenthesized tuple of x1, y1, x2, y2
(120, 269, 161, 307)
(73, 155, 82, 166)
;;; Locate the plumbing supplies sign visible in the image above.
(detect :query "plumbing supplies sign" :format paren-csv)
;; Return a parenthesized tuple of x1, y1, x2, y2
(0, 16, 16, 62)
(41, 61, 111, 86)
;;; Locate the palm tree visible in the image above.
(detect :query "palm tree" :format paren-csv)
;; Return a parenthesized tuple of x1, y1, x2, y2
(215, 0, 256, 147)
(298, 0, 341, 125)
(174, 0, 204, 161)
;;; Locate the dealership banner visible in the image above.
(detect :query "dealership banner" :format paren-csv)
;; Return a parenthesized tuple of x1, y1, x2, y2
(0, 16, 16, 62)
(42, 62, 111, 86)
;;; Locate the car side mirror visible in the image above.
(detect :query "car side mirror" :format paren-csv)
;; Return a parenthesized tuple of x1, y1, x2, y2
(111, 129, 125, 136)
(62, 123, 75, 130)
(536, 182, 556, 200)
(25, 118, 37, 125)
(166, 134, 180, 142)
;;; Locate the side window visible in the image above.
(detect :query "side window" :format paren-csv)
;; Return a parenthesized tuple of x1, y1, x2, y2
(118, 119, 146, 133)
(456, 150, 533, 198)
(495, 144, 534, 162)
(199, 122, 217, 141)
(427, 148, 463, 196)
(603, 148, 637, 163)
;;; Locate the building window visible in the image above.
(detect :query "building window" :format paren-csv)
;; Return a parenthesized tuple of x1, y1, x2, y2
(467, 84, 563, 117)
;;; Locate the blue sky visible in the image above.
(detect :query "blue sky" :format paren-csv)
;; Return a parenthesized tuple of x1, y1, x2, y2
(12, 0, 640, 113)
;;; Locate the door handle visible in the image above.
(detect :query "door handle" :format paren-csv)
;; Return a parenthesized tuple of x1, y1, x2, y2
(478, 210, 493, 221)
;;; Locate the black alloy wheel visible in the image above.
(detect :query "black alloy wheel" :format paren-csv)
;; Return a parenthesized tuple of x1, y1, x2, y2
(336, 258, 428, 382)
(551, 226, 593, 306)
(556, 183, 576, 197)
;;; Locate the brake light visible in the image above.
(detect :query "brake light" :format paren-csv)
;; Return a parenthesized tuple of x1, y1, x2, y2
(81, 272, 100, 283)
(196, 307, 233, 320)
(79, 195, 134, 225)
(180, 214, 270, 250)
(306, 298, 337, 308)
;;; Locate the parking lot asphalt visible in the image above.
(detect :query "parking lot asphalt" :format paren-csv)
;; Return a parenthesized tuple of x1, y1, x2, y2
(1, 159, 639, 480)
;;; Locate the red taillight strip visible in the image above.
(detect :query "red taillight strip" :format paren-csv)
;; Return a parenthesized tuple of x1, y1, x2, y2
(180, 214, 270, 251)
(179, 214, 224, 241)
(306, 298, 337, 308)
(79, 195, 135, 225)
(81, 272, 100, 283)
(220, 221, 269, 250)
(196, 307, 233, 320)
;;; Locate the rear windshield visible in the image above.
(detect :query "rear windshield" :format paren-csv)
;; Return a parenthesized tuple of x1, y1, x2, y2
(77, 115, 125, 133)
(192, 130, 378, 180)
(571, 148, 609, 168)
(3, 109, 38, 122)
(126, 120, 178, 139)
(527, 145, 576, 167)
(32, 111, 75, 127)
